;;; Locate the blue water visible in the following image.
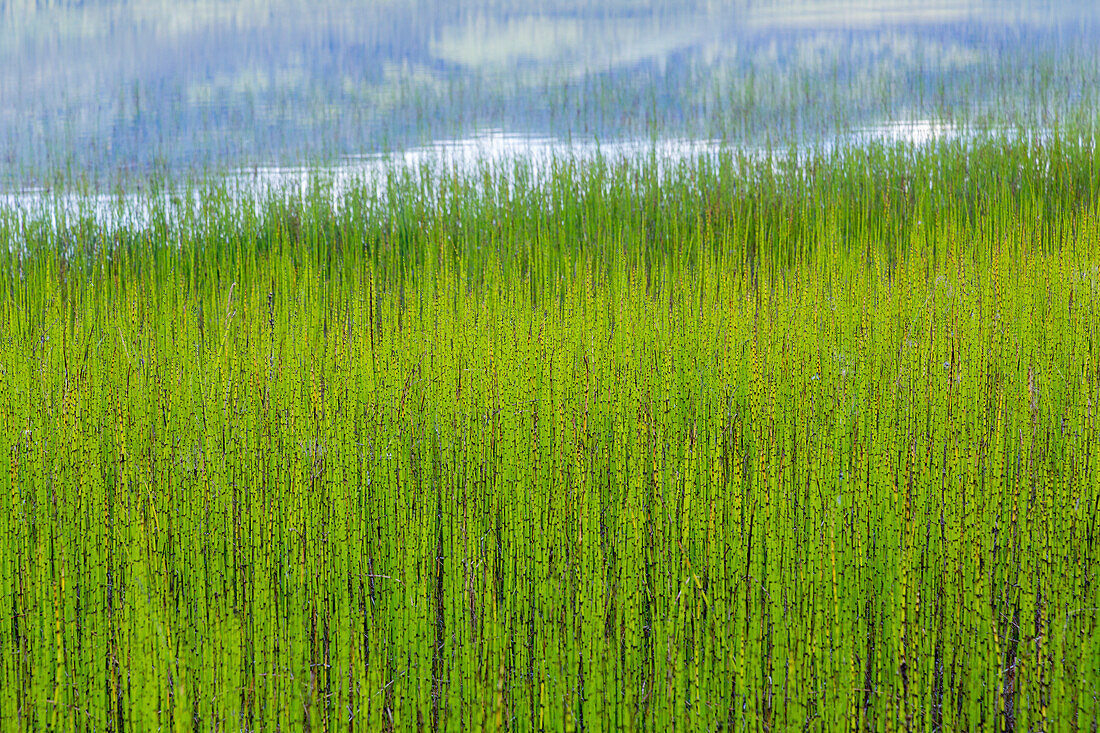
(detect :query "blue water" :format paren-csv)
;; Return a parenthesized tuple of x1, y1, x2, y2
(1, 0, 1098, 186)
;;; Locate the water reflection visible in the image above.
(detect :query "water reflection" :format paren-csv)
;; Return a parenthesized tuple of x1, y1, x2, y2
(0, 0, 1097, 186)
(0, 118, 1044, 236)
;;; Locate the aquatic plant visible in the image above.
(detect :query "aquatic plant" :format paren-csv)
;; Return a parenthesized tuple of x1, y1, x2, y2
(0, 135, 1097, 730)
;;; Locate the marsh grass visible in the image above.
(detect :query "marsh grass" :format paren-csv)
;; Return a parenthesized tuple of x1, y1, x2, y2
(0, 134, 1098, 730)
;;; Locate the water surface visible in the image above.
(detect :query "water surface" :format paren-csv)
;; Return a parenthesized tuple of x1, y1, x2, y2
(1, 0, 1097, 187)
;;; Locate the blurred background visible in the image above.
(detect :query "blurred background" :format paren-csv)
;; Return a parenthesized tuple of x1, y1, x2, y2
(2, 0, 1097, 186)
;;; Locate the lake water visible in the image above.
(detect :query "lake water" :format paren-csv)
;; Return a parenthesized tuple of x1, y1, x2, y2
(2, 0, 1098, 192)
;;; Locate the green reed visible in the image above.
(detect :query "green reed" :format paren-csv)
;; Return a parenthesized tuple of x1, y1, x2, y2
(0, 134, 1098, 731)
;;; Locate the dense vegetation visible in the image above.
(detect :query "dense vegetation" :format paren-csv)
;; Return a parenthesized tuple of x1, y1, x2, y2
(1, 136, 1098, 730)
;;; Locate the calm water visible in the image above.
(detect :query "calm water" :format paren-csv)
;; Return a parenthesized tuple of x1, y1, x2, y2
(2, 0, 1098, 188)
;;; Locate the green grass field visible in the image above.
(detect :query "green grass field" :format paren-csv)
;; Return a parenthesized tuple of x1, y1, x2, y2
(1, 136, 1099, 730)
